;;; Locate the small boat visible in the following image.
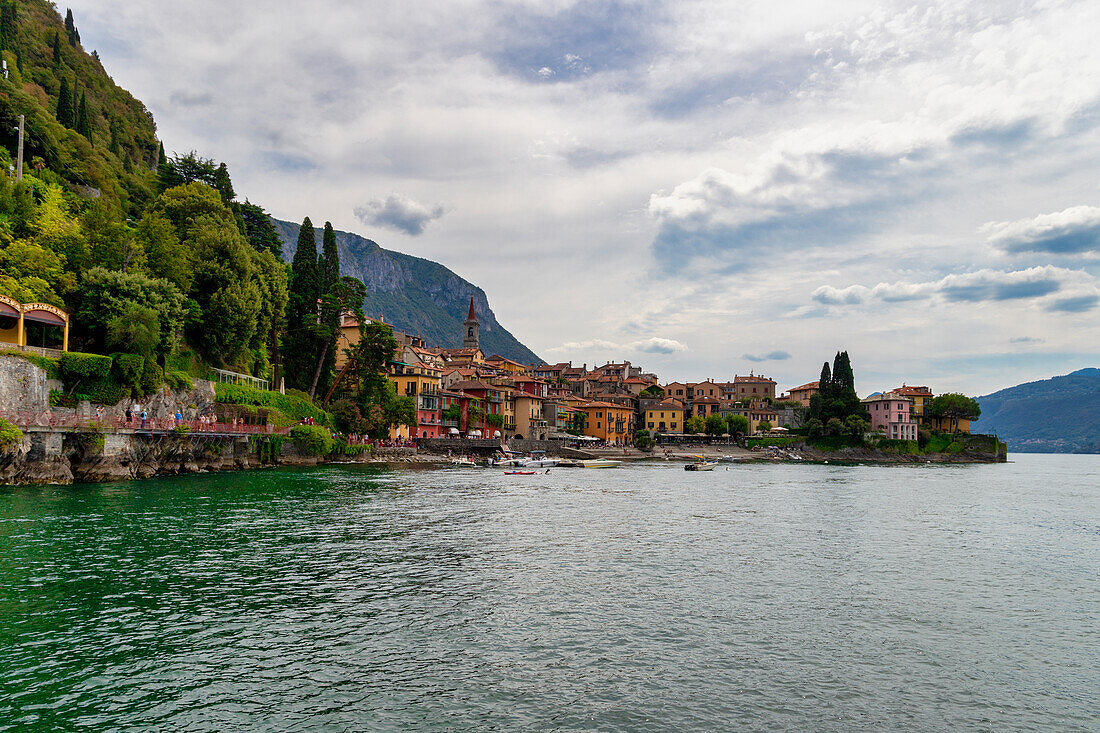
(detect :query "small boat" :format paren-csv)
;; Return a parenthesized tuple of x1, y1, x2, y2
(520, 451, 559, 468)
(685, 458, 718, 471)
(505, 470, 537, 475)
(580, 459, 620, 468)
(450, 457, 477, 467)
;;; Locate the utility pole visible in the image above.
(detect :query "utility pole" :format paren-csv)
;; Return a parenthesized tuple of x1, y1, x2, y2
(16, 114, 24, 182)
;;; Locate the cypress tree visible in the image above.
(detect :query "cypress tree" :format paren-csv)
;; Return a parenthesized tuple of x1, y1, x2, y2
(157, 141, 167, 167)
(76, 91, 90, 137)
(52, 30, 61, 65)
(819, 361, 832, 401)
(65, 9, 79, 46)
(284, 218, 320, 390)
(212, 162, 235, 203)
(310, 221, 342, 397)
(56, 75, 73, 126)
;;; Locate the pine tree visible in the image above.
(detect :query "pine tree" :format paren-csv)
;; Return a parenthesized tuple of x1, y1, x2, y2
(76, 91, 90, 137)
(283, 218, 320, 391)
(56, 75, 73, 126)
(52, 30, 61, 65)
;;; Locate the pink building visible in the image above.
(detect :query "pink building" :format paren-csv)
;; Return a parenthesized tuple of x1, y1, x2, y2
(861, 393, 918, 441)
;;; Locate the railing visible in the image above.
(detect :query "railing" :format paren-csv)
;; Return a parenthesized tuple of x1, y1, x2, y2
(211, 368, 269, 392)
(1, 344, 63, 358)
(0, 410, 287, 436)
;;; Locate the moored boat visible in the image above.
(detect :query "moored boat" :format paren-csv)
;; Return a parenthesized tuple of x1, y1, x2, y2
(580, 459, 620, 468)
(685, 460, 718, 471)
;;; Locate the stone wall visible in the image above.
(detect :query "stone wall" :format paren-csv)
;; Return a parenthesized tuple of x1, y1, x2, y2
(0, 354, 62, 413)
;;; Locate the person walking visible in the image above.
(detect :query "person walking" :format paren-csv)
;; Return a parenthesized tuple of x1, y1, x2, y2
(140, 410, 148, 430)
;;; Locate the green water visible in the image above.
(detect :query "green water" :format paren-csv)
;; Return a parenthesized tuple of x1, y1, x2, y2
(1, 456, 1098, 731)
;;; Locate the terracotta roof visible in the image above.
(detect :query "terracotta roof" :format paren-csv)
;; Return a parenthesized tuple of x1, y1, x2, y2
(893, 385, 932, 395)
(789, 381, 820, 391)
(623, 377, 650, 384)
(440, 348, 481, 357)
(452, 380, 497, 392)
(652, 399, 685, 410)
(734, 375, 776, 384)
(584, 400, 632, 409)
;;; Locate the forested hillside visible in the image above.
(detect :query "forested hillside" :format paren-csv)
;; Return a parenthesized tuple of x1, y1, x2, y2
(271, 219, 540, 365)
(975, 368, 1100, 453)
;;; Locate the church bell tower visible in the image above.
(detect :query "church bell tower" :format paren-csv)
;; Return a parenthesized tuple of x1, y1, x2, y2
(464, 297, 479, 349)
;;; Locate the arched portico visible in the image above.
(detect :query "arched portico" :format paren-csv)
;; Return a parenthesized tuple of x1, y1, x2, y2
(0, 295, 69, 354)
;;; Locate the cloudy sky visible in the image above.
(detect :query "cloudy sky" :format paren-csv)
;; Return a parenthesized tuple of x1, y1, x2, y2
(71, 0, 1100, 395)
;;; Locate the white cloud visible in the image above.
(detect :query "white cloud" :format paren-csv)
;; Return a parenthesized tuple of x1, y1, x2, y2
(982, 205, 1100, 256)
(813, 267, 1099, 311)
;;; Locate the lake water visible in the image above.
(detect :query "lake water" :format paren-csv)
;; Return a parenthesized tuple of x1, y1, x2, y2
(1, 455, 1097, 731)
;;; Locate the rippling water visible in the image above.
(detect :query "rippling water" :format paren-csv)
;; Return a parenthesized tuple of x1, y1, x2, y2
(1, 455, 1098, 731)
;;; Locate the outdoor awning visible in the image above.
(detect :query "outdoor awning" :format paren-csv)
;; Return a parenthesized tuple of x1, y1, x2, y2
(468, 430, 482, 436)
(771, 426, 789, 432)
(0, 301, 17, 318)
(22, 307, 66, 326)
(448, 427, 460, 434)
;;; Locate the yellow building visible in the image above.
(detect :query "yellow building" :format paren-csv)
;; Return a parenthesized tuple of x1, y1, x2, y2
(583, 401, 634, 444)
(893, 385, 934, 420)
(387, 357, 443, 440)
(0, 295, 69, 353)
(931, 415, 971, 434)
(645, 399, 685, 433)
(485, 354, 527, 374)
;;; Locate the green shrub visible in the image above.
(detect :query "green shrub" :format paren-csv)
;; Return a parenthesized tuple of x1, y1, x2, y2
(215, 383, 330, 426)
(112, 353, 145, 385)
(140, 361, 164, 396)
(0, 418, 22, 449)
(49, 389, 64, 407)
(170, 424, 192, 434)
(249, 434, 285, 464)
(59, 352, 113, 381)
(289, 424, 333, 457)
(81, 380, 125, 405)
(165, 370, 193, 391)
(330, 437, 368, 457)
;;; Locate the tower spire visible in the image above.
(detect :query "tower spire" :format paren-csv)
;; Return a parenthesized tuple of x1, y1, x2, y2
(464, 297, 479, 349)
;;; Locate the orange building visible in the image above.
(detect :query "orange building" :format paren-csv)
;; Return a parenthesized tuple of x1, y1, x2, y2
(583, 401, 634, 444)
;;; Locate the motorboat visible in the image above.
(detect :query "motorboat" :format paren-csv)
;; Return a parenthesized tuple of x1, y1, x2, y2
(580, 459, 620, 468)
(450, 457, 477, 467)
(505, 471, 537, 475)
(685, 459, 718, 471)
(519, 451, 559, 468)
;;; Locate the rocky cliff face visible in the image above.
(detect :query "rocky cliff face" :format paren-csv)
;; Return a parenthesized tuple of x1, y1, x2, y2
(271, 219, 540, 364)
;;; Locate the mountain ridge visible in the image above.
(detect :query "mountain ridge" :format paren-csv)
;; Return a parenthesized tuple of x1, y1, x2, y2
(271, 219, 540, 365)
(974, 368, 1100, 453)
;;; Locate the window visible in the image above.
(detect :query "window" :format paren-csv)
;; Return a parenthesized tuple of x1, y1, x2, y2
(648, 422, 654, 429)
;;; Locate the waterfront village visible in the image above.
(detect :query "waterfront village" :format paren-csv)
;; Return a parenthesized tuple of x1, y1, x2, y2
(329, 299, 972, 447)
(1, 290, 975, 455)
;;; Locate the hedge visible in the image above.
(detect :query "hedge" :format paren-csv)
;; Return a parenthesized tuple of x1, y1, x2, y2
(112, 353, 145, 392)
(59, 352, 113, 381)
(215, 383, 330, 426)
(289, 425, 333, 457)
(165, 370, 193, 391)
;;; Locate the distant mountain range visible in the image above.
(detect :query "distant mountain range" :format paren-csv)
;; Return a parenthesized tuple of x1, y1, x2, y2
(974, 368, 1100, 453)
(271, 220, 540, 365)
